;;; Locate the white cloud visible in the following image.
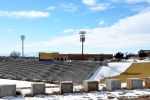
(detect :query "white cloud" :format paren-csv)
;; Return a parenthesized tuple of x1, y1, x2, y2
(59, 3, 78, 13)
(22, 10, 150, 53)
(0, 11, 50, 18)
(123, 0, 150, 12)
(63, 29, 76, 33)
(6, 29, 13, 32)
(47, 3, 78, 13)
(125, 0, 147, 3)
(87, 10, 150, 48)
(147, 0, 150, 4)
(99, 20, 105, 26)
(24, 34, 80, 53)
(90, 3, 112, 11)
(82, 0, 96, 6)
(46, 6, 56, 10)
(81, 0, 112, 11)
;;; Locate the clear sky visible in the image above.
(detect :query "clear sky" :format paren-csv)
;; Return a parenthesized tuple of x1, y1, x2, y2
(0, 0, 150, 56)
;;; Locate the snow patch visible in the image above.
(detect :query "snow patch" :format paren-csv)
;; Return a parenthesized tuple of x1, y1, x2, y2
(0, 79, 150, 99)
(89, 62, 132, 80)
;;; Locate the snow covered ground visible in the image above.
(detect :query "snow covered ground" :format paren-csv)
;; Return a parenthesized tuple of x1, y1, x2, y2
(0, 79, 57, 88)
(89, 62, 132, 80)
(89, 58, 150, 81)
(0, 79, 33, 88)
(3, 89, 150, 100)
(127, 57, 150, 63)
(0, 60, 150, 99)
(0, 80, 150, 100)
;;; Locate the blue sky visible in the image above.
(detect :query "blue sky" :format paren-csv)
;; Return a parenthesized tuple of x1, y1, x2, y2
(0, 0, 150, 56)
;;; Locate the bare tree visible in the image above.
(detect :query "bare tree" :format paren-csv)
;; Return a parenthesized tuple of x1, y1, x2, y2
(114, 52, 124, 61)
(10, 51, 20, 58)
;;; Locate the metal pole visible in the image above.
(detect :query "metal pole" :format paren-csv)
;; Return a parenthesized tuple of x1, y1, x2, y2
(49, 72, 51, 85)
(21, 35, 25, 58)
(49, 68, 51, 85)
(79, 31, 86, 60)
(82, 40, 83, 60)
(22, 39, 24, 57)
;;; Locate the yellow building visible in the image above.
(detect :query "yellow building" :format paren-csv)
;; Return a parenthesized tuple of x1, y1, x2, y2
(39, 52, 68, 61)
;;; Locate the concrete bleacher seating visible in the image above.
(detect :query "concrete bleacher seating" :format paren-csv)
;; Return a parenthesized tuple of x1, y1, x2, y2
(0, 60, 98, 83)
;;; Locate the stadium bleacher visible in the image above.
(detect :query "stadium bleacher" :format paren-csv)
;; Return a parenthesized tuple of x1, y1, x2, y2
(0, 60, 99, 83)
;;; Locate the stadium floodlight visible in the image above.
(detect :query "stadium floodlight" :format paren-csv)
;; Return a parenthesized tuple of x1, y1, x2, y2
(79, 31, 86, 60)
(20, 35, 25, 57)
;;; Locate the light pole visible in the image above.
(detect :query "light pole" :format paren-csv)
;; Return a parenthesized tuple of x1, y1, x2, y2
(79, 31, 86, 60)
(49, 69, 51, 85)
(20, 35, 25, 57)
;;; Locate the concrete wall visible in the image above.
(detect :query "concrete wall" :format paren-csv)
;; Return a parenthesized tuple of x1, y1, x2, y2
(60, 81, 73, 94)
(83, 80, 98, 92)
(145, 77, 150, 88)
(127, 78, 143, 89)
(62, 54, 113, 60)
(106, 79, 121, 91)
(100, 61, 108, 66)
(0, 84, 16, 97)
(31, 82, 45, 96)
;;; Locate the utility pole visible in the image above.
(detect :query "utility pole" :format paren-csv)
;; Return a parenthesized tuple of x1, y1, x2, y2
(20, 35, 25, 57)
(79, 31, 86, 60)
